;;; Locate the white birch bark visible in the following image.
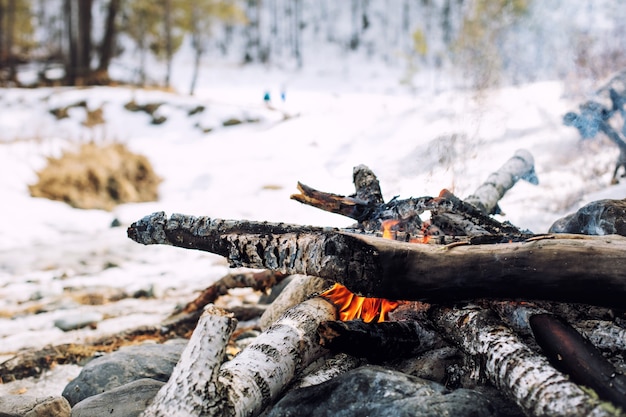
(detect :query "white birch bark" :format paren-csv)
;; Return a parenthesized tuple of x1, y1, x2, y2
(217, 297, 337, 417)
(294, 353, 363, 388)
(142, 305, 237, 417)
(464, 148, 538, 215)
(432, 305, 624, 417)
(144, 298, 336, 417)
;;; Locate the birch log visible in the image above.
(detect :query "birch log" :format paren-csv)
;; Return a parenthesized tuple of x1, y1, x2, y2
(464, 149, 538, 215)
(144, 298, 336, 417)
(217, 297, 336, 417)
(431, 305, 624, 417)
(142, 305, 237, 417)
(128, 212, 626, 308)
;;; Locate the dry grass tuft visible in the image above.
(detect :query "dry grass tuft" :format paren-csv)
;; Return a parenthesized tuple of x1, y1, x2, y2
(29, 142, 162, 211)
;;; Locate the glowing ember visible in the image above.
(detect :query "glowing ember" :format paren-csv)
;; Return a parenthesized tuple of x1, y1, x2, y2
(320, 283, 401, 323)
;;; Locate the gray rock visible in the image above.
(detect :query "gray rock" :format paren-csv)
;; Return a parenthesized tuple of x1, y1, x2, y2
(62, 339, 186, 406)
(266, 365, 498, 417)
(70, 378, 164, 417)
(0, 395, 70, 417)
(53, 312, 103, 331)
(549, 199, 626, 236)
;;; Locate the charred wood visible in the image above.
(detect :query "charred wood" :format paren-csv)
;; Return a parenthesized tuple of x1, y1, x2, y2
(128, 212, 626, 308)
(317, 320, 426, 363)
(529, 313, 626, 411)
(352, 164, 384, 204)
(563, 100, 626, 184)
(431, 305, 623, 417)
(291, 182, 524, 237)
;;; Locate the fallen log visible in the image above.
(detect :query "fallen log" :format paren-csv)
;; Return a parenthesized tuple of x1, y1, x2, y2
(128, 212, 626, 308)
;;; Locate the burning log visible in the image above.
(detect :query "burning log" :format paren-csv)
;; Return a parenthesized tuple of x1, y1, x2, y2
(430, 305, 621, 417)
(529, 313, 626, 411)
(291, 151, 535, 236)
(291, 183, 523, 237)
(128, 212, 626, 308)
(144, 297, 337, 416)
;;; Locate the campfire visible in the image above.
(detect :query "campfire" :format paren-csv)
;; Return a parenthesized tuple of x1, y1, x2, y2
(127, 149, 626, 417)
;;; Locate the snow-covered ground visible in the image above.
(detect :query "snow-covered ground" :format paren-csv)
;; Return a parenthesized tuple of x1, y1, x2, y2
(2, 60, 626, 397)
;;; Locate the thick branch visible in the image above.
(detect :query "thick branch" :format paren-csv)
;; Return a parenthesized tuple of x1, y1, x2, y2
(128, 212, 626, 308)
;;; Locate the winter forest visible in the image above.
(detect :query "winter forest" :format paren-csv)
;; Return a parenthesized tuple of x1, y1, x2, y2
(2, 0, 626, 93)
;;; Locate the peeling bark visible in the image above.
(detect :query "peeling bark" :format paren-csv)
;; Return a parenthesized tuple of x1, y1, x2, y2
(431, 305, 624, 417)
(144, 298, 337, 417)
(128, 212, 626, 308)
(218, 297, 337, 417)
(142, 305, 237, 417)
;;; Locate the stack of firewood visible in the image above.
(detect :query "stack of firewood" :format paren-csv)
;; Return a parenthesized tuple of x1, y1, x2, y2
(128, 151, 626, 417)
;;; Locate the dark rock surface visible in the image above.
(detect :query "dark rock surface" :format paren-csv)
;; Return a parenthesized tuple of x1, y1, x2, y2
(70, 378, 164, 417)
(266, 365, 499, 417)
(61, 339, 186, 406)
(549, 199, 626, 235)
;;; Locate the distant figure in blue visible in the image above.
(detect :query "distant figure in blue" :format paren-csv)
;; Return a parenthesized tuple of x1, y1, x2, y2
(280, 89, 286, 102)
(263, 91, 271, 104)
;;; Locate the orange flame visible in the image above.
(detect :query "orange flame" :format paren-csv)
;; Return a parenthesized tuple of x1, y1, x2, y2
(320, 283, 401, 323)
(381, 219, 400, 239)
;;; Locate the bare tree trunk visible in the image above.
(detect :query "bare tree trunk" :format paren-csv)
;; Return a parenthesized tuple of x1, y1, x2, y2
(6, 0, 16, 82)
(431, 305, 621, 417)
(97, 0, 120, 76)
(64, 0, 77, 85)
(189, 3, 202, 96)
(77, 0, 92, 83)
(163, 0, 172, 88)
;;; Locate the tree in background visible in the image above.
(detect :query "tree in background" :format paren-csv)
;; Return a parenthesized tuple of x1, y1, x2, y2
(0, 0, 35, 84)
(454, 0, 530, 89)
(96, 0, 121, 80)
(188, 0, 245, 95)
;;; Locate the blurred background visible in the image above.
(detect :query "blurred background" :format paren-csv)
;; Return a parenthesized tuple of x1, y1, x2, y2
(0, 0, 624, 94)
